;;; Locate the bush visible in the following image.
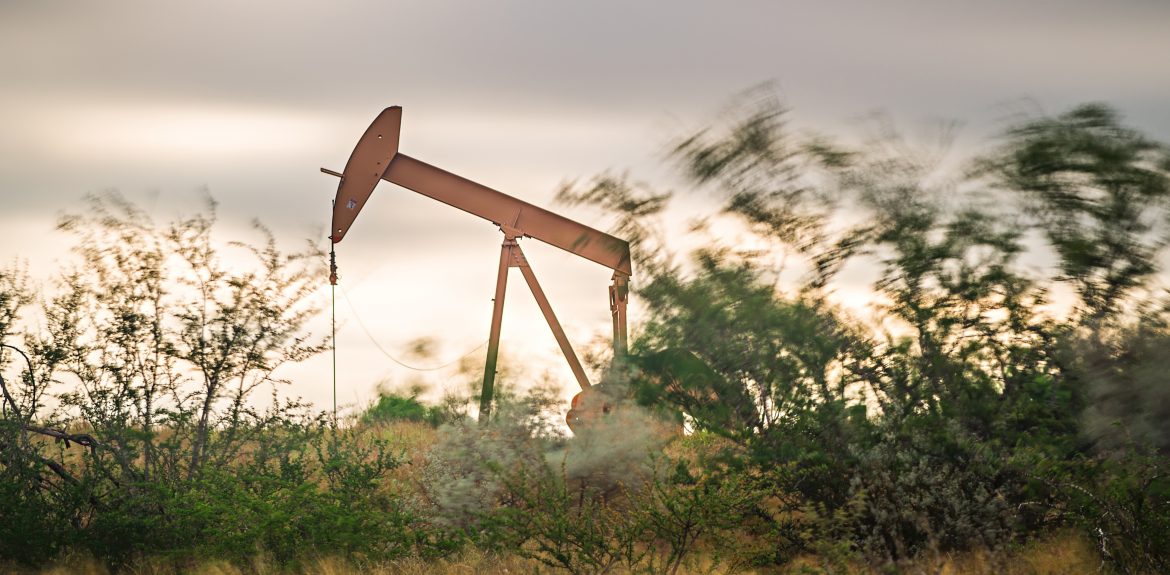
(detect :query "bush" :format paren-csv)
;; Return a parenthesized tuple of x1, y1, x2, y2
(0, 194, 444, 568)
(842, 421, 1021, 563)
(362, 391, 440, 427)
(415, 396, 557, 532)
(1044, 451, 1170, 574)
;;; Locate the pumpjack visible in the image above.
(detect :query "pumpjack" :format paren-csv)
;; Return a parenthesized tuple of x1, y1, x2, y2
(324, 107, 630, 430)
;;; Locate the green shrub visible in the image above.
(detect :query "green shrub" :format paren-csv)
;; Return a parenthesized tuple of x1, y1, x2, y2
(362, 392, 438, 427)
(1045, 451, 1170, 574)
(843, 421, 1022, 563)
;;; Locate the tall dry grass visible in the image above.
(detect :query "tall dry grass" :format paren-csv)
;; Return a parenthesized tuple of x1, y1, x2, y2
(777, 531, 1103, 575)
(8, 531, 1102, 574)
(14, 549, 539, 575)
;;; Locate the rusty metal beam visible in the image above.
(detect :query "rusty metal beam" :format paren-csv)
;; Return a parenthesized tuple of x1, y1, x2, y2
(383, 154, 632, 276)
(329, 107, 631, 278)
(610, 273, 629, 359)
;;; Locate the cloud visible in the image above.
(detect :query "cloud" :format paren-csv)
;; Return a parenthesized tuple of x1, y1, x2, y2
(5, 1, 1166, 120)
(3, 0, 1170, 412)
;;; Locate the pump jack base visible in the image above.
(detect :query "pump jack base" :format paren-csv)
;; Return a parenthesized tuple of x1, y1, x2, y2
(565, 385, 615, 434)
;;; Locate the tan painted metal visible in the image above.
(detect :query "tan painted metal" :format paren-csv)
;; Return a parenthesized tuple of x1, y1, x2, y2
(479, 236, 514, 423)
(327, 106, 631, 424)
(330, 107, 401, 243)
(384, 154, 632, 276)
(330, 108, 631, 276)
(609, 273, 629, 360)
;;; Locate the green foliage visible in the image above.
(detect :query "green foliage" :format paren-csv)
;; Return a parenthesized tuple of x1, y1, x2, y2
(0, 424, 73, 565)
(491, 465, 644, 574)
(415, 391, 561, 532)
(5, 96, 1170, 572)
(630, 461, 762, 574)
(487, 455, 762, 575)
(563, 93, 1170, 570)
(671, 86, 847, 261)
(1030, 449, 1170, 575)
(362, 391, 438, 426)
(78, 426, 419, 566)
(1067, 315, 1170, 454)
(0, 192, 434, 568)
(841, 419, 1022, 562)
(632, 250, 863, 443)
(985, 103, 1170, 322)
(362, 393, 432, 426)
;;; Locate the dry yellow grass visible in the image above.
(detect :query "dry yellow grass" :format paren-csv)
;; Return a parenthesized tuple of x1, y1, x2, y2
(368, 420, 439, 460)
(10, 424, 1109, 575)
(775, 530, 1102, 575)
(363, 419, 438, 499)
(14, 549, 542, 575)
(9, 531, 1104, 575)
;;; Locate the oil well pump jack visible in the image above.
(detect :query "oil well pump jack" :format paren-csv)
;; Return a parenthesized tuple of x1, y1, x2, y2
(324, 107, 631, 429)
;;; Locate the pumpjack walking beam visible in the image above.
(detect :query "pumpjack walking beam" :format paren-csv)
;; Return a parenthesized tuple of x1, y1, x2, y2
(326, 106, 631, 423)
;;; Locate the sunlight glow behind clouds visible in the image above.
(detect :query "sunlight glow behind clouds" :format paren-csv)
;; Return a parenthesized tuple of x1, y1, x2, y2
(29, 103, 333, 163)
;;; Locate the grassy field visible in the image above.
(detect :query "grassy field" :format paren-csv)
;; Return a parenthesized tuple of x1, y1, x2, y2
(2, 420, 1116, 575)
(9, 530, 1102, 575)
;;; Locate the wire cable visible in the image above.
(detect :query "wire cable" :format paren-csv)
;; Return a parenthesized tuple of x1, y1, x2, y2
(329, 200, 339, 425)
(338, 286, 487, 372)
(330, 250, 337, 423)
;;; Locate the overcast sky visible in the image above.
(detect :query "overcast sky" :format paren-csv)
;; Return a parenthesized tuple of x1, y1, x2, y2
(3, 0, 1169, 412)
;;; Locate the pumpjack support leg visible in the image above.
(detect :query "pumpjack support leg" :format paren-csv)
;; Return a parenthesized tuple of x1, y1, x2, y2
(512, 243, 592, 392)
(610, 272, 629, 361)
(478, 238, 514, 424)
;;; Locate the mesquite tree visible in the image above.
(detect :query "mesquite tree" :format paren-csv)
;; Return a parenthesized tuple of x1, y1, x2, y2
(0, 192, 329, 553)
